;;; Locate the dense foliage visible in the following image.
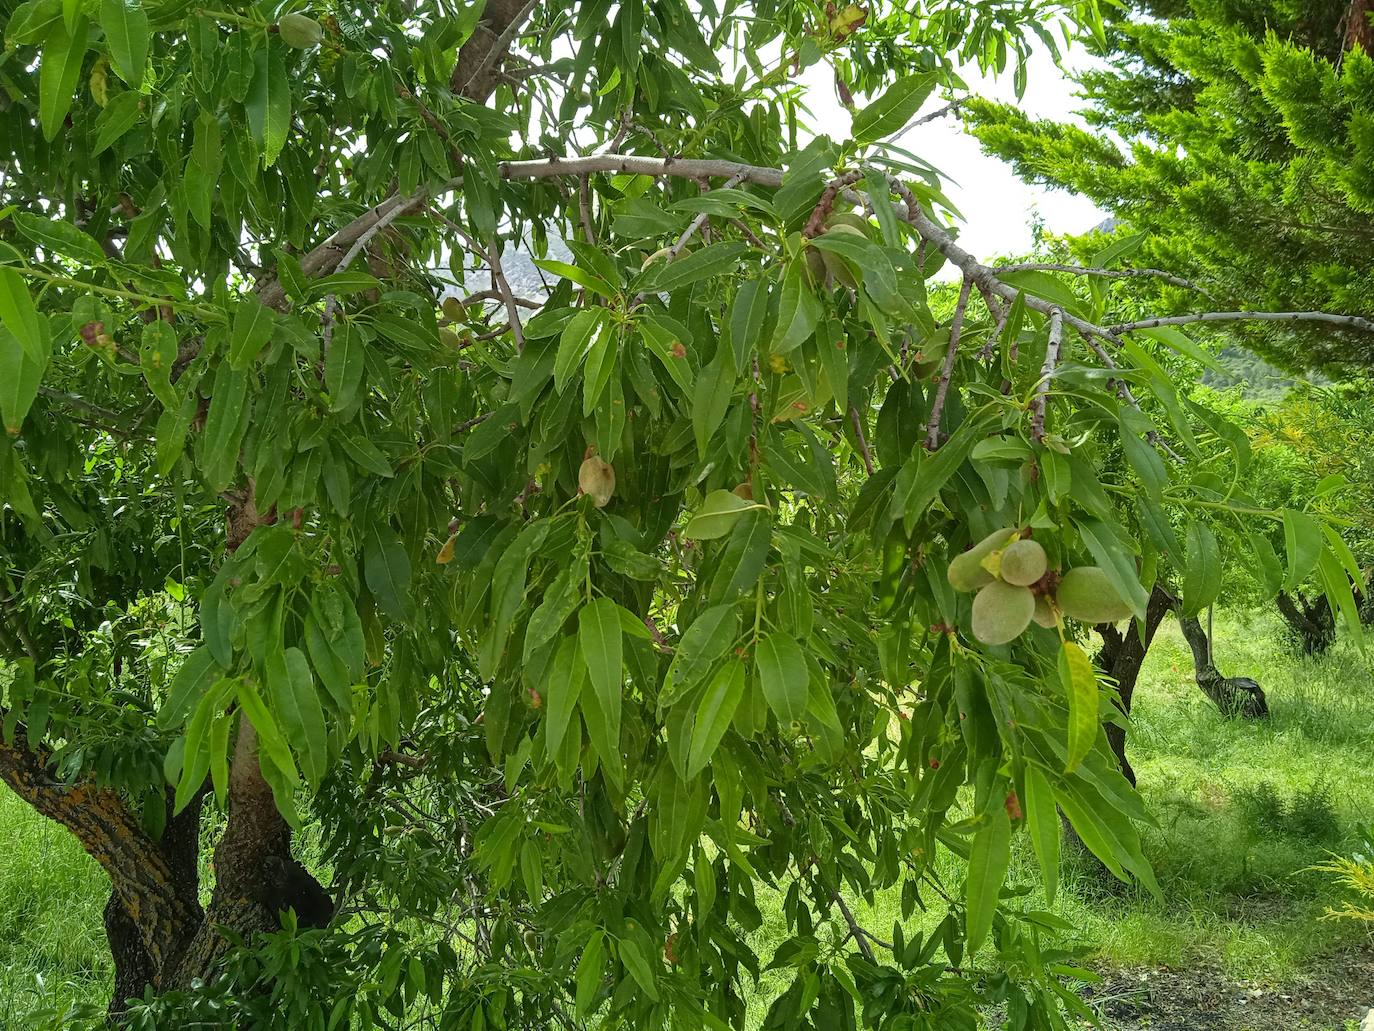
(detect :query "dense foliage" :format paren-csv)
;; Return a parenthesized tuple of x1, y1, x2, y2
(0, 1, 1366, 1028)
(967, 0, 1374, 372)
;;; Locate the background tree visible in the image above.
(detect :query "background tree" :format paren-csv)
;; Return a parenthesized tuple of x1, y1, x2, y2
(0, 1, 1367, 1027)
(965, 0, 1374, 373)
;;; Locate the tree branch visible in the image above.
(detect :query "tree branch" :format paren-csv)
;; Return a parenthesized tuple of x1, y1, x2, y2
(993, 262, 1207, 293)
(1110, 311, 1374, 334)
(925, 278, 973, 450)
(1030, 308, 1064, 443)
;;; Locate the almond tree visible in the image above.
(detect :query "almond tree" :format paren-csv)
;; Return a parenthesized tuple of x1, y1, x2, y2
(0, 1, 1366, 1026)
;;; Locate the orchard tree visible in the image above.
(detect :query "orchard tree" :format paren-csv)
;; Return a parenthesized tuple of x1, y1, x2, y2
(0, 1, 1369, 1027)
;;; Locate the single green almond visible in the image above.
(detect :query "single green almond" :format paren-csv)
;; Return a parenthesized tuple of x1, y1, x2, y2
(946, 527, 1018, 593)
(1000, 538, 1048, 587)
(971, 580, 1035, 646)
(1032, 594, 1057, 628)
(278, 12, 324, 48)
(1056, 566, 1133, 624)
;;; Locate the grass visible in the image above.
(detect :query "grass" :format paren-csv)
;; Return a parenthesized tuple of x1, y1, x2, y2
(2, 610, 1372, 1027)
(0, 789, 112, 1026)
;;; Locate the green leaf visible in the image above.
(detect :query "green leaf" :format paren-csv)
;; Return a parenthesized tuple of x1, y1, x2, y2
(267, 646, 328, 786)
(228, 296, 276, 369)
(965, 802, 1011, 956)
(1059, 640, 1098, 774)
(684, 489, 764, 540)
(1282, 508, 1323, 592)
(0, 268, 46, 361)
(246, 47, 291, 166)
(646, 241, 749, 293)
(235, 678, 298, 782)
(200, 363, 249, 492)
(92, 90, 143, 154)
(755, 633, 808, 725)
(532, 258, 615, 300)
(769, 261, 822, 355)
(1181, 521, 1222, 618)
(891, 416, 988, 533)
(39, 17, 88, 142)
(13, 212, 107, 266)
(1119, 421, 1167, 500)
(100, 0, 148, 89)
(325, 320, 364, 410)
(365, 526, 412, 622)
(578, 598, 622, 774)
(693, 347, 735, 457)
(543, 635, 585, 759)
(1024, 765, 1059, 904)
(852, 73, 936, 143)
(661, 604, 740, 706)
(617, 938, 659, 1001)
(554, 308, 603, 394)
(175, 680, 230, 814)
(0, 326, 49, 436)
(158, 646, 223, 730)
(1078, 518, 1149, 620)
(575, 931, 605, 1015)
(186, 112, 222, 229)
(687, 659, 745, 778)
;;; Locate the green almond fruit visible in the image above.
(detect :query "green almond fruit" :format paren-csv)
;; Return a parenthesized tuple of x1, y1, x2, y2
(824, 211, 872, 232)
(1032, 594, 1057, 629)
(947, 527, 1018, 593)
(999, 538, 1047, 587)
(279, 13, 324, 48)
(971, 580, 1035, 646)
(1056, 566, 1133, 624)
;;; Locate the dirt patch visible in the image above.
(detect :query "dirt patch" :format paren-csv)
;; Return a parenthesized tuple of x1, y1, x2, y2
(1082, 951, 1374, 1030)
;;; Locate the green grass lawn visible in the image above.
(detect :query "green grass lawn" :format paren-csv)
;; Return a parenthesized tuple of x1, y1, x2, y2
(2, 610, 1372, 1027)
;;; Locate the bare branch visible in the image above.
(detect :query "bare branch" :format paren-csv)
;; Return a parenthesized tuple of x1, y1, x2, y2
(1110, 311, 1374, 334)
(488, 238, 526, 353)
(577, 175, 597, 246)
(906, 100, 964, 129)
(460, 289, 543, 309)
(993, 262, 1207, 293)
(666, 172, 746, 260)
(925, 278, 973, 450)
(1030, 308, 1064, 443)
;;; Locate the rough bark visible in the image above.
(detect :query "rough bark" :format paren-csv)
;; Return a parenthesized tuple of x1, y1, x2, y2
(1275, 590, 1337, 656)
(1094, 585, 1177, 785)
(1347, 0, 1374, 51)
(0, 735, 205, 1004)
(1177, 613, 1268, 718)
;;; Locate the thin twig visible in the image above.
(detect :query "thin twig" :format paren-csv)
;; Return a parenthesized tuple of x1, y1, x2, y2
(577, 175, 597, 246)
(488, 236, 526, 353)
(925, 278, 973, 450)
(666, 172, 746, 259)
(455, 0, 541, 94)
(460, 289, 543, 309)
(1030, 308, 1064, 443)
(906, 100, 963, 130)
(849, 406, 875, 476)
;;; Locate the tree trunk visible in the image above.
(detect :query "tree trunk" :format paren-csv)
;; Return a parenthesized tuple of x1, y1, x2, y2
(1275, 591, 1336, 656)
(1094, 585, 1177, 785)
(1177, 613, 1268, 718)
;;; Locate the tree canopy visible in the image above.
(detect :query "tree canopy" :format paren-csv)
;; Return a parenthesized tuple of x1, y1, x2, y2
(0, 1, 1368, 1028)
(966, 0, 1374, 373)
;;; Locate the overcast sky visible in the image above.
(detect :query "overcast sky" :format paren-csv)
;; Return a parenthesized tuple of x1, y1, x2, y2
(797, 44, 1108, 266)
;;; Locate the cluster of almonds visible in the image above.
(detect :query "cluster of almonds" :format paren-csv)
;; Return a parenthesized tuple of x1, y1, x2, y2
(947, 528, 1133, 645)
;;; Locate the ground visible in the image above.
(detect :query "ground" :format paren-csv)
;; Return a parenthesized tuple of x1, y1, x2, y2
(2, 609, 1372, 1028)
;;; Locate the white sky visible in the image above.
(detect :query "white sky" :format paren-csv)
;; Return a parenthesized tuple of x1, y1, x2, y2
(797, 44, 1107, 266)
